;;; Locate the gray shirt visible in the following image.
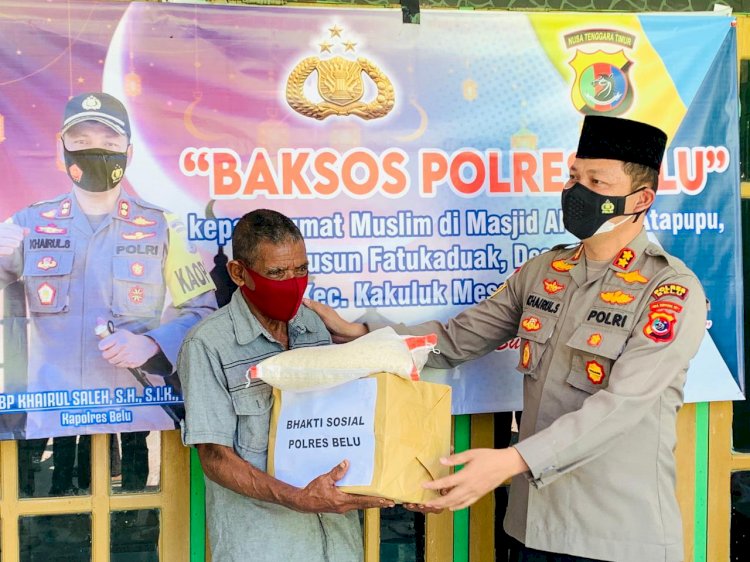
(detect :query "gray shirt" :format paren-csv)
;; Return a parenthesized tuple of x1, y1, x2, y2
(178, 290, 363, 562)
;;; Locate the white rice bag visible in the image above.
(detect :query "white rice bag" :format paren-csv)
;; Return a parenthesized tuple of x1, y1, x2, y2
(247, 327, 437, 392)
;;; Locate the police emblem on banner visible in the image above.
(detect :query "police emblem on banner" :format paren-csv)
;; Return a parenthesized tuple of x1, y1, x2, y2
(565, 29, 636, 116)
(286, 24, 395, 121)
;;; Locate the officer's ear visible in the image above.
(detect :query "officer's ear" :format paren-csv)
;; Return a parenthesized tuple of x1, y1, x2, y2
(126, 143, 133, 164)
(632, 186, 655, 214)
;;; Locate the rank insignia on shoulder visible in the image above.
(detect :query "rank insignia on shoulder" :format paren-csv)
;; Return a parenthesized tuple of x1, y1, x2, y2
(612, 248, 636, 270)
(37, 256, 58, 271)
(551, 259, 575, 272)
(59, 199, 72, 217)
(122, 231, 156, 241)
(600, 290, 635, 305)
(616, 270, 648, 284)
(521, 316, 542, 332)
(118, 200, 130, 218)
(587, 333, 602, 347)
(586, 360, 605, 384)
(521, 341, 532, 369)
(543, 279, 565, 295)
(651, 283, 688, 300)
(35, 224, 67, 235)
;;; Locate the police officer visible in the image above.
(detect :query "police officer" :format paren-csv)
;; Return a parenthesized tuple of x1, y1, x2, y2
(0, 93, 217, 492)
(307, 116, 707, 562)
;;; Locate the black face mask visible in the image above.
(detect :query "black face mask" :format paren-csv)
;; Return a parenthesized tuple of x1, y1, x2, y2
(63, 148, 128, 192)
(561, 182, 646, 240)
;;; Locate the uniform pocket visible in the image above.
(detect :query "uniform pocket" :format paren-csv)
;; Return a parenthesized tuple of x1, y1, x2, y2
(565, 326, 630, 394)
(516, 310, 558, 378)
(111, 256, 165, 318)
(23, 249, 75, 313)
(231, 385, 273, 455)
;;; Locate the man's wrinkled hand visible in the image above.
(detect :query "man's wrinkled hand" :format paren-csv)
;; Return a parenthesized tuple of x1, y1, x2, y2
(302, 299, 368, 343)
(297, 460, 394, 514)
(98, 330, 159, 369)
(0, 223, 29, 257)
(403, 502, 444, 514)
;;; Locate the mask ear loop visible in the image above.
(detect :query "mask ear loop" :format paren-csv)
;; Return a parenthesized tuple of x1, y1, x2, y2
(629, 186, 651, 222)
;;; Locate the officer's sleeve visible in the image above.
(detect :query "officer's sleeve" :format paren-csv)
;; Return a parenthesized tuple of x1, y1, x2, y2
(145, 213, 218, 368)
(514, 272, 707, 488)
(0, 213, 25, 291)
(177, 337, 236, 448)
(388, 268, 525, 369)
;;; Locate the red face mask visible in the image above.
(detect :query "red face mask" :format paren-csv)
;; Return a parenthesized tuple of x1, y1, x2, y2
(240, 266, 308, 322)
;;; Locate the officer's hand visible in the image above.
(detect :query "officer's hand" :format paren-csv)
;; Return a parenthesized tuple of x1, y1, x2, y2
(0, 223, 29, 256)
(302, 299, 368, 343)
(422, 447, 528, 511)
(296, 460, 394, 514)
(98, 330, 160, 369)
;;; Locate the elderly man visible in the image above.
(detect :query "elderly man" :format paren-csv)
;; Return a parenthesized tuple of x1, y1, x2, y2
(308, 116, 707, 562)
(177, 209, 392, 562)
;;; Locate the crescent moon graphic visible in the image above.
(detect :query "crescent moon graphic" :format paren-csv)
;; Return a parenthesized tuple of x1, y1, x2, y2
(184, 95, 227, 142)
(395, 98, 429, 142)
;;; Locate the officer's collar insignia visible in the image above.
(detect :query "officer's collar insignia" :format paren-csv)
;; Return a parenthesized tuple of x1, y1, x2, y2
(37, 282, 56, 305)
(616, 270, 648, 284)
(586, 360, 605, 384)
(118, 200, 130, 219)
(35, 224, 67, 235)
(612, 247, 636, 270)
(37, 256, 58, 271)
(122, 231, 156, 240)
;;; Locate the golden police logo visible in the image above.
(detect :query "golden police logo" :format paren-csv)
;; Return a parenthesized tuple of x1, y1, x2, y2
(111, 165, 124, 184)
(122, 231, 156, 241)
(599, 290, 635, 305)
(587, 333, 602, 347)
(286, 25, 394, 121)
(616, 270, 649, 284)
(82, 95, 102, 110)
(551, 259, 575, 273)
(130, 216, 156, 227)
(565, 29, 636, 116)
(601, 199, 615, 214)
(586, 360, 605, 384)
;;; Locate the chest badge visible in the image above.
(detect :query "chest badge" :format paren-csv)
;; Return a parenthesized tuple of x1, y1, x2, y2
(129, 216, 157, 227)
(128, 286, 145, 304)
(35, 224, 67, 235)
(586, 360, 605, 385)
(643, 306, 677, 343)
(587, 333, 602, 347)
(543, 279, 565, 295)
(37, 256, 58, 271)
(37, 282, 56, 306)
(551, 259, 574, 272)
(122, 231, 156, 241)
(521, 316, 542, 332)
(521, 341, 532, 369)
(130, 262, 145, 277)
(600, 290, 635, 305)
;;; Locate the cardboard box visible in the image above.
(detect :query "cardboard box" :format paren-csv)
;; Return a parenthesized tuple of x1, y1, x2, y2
(268, 372, 452, 503)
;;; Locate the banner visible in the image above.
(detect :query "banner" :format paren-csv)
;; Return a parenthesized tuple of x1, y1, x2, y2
(0, 2, 742, 439)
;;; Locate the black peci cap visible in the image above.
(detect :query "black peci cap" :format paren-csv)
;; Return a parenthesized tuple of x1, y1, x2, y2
(576, 115, 667, 171)
(61, 92, 131, 138)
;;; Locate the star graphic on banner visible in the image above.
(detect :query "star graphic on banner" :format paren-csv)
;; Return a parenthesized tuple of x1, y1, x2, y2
(319, 41, 333, 53)
(343, 40, 357, 52)
(77, 77, 85, 84)
(329, 25, 343, 38)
